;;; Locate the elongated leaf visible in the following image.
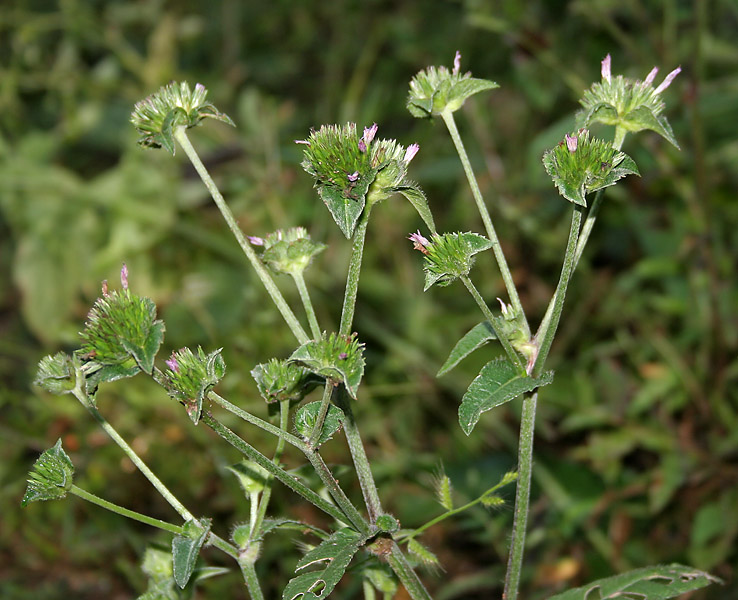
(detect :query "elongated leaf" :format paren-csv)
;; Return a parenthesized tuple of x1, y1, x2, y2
(172, 518, 211, 589)
(547, 564, 720, 600)
(395, 185, 436, 234)
(282, 529, 366, 600)
(459, 357, 553, 435)
(437, 321, 496, 376)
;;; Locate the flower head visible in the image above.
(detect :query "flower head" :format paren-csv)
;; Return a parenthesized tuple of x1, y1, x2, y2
(407, 52, 499, 118)
(131, 82, 234, 155)
(579, 55, 681, 148)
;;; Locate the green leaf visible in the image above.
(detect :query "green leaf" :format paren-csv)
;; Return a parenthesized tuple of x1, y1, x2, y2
(395, 185, 436, 234)
(258, 518, 327, 541)
(446, 78, 499, 112)
(172, 518, 211, 589)
(459, 357, 554, 435)
(294, 401, 345, 446)
(547, 564, 721, 600)
(282, 528, 366, 600)
(289, 333, 365, 399)
(437, 322, 496, 376)
(35, 352, 77, 395)
(123, 319, 166, 374)
(251, 359, 321, 404)
(22, 439, 75, 506)
(227, 460, 269, 495)
(164, 347, 226, 424)
(622, 105, 680, 149)
(84, 362, 142, 397)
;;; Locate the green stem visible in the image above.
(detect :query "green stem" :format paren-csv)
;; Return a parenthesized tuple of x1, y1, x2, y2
(339, 205, 372, 336)
(251, 399, 290, 542)
(387, 543, 433, 600)
(239, 561, 265, 600)
(292, 271, 322, 339)
(208, 391, 307, 451)
(69, 485, 184, 535)
(460, 275, 525, 372)
(71, 383, 194, 522)
(532, 206, 583, 375)
(504, 206, 583, 600)
(335, 390, 382, 522)
(173, 126, 309, 345)
(402, 479, 512, 542)
(201, 412, 349, 525)
(502, 392, 538, 600)
(441, 109, 529, 337)
(304, 449, 370, 534)
(308, 383, 336, 449)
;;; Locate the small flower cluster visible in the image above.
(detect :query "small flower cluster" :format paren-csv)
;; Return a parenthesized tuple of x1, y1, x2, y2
(542, 128, 639, 207)
(289, 332, 366, 399)
(131, 82, 234, 154)
(407, 51, 499, 118)
(164, 347, 226, 424)
(298, 123, 425, 237)
(409, 231, 493, 291)
(250, 358, 320, 404)
(248, 227, 326, 276)
(579, 54, 681, 147)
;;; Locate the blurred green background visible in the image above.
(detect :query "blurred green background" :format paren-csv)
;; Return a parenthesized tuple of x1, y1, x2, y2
(1, 1, 737, 598)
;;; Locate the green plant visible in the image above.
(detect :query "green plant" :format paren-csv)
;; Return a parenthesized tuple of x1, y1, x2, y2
(25, 52, 721, 600)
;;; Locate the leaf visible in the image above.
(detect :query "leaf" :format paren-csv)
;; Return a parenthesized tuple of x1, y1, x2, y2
(294, 401, 345, 446)
(622, 106, 680, 150)
(122, 319, 166, 374)
(282, 529, 366, 600)
(437, 321, 497, 376)
(172, 518, 211, 589)
(317, 176, 372, 239)
(547, 564, 721, 600)
(289, 333, 365, 399)
(459, 357, 554, 435)
(446, 78, 499, 112)
(258, 518, 327, 541)
(395, 185, 436, 234)
(22, 439, 75, 506)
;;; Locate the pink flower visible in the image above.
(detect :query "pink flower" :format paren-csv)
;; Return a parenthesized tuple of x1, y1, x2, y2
(565, 133, 578, 153)
(248, 236, 265, 246)
(166, 354, 179, 373)
(408, 230, 430, 254)
(404, 143, 420, 164)
(654, 66, 681, 94)
(453, 50, 461, 76)
(601, 54, 612, 83)
(362, 123, 378, 145)
(347, 171, 359, 182)
(120, 263, 129, 290)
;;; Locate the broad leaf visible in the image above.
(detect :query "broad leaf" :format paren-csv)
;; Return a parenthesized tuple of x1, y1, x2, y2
(294, 401, 345, 446)
(22, 439, 74, 506)
(172, 518, 211, 589)
(459, 357, 554, 435)
(317, 174, 373, 239)
(437, 321, 496, 376)
(547, 564, 720, 600)
(289, 333, 365, 399)
(282, 529, 366, 600)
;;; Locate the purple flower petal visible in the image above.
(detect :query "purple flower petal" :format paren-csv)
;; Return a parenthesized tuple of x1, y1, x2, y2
(404, 143, 420, 163)
(601, 54, 612, 83)
(362, 123, 378, 145)
(565, 133, 578, 153)
(654, 66, 681, 94)
(248, 236, 265, 246)
(644, 66, 659, 86)
(453, 50, 461, 76)
(120, 263, 129, 290)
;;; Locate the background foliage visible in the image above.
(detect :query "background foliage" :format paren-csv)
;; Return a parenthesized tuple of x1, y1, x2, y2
(1, 1, 736, 598)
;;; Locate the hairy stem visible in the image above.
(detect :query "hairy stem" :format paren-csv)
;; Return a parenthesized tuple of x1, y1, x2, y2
(335, 390, 382, 522)
(441, 109, 529, 337)
(502, 392, 537, 600)
(70, 485, 184, 535)
(460, 275, 525, 372)
(251, 399, 290, 542)
(239, 562, 265, 600)
(387, 543, 433, 600)
(173, 126, 309, 345)
(339, 205, 372, 336)
(504, 206, 583, 600)
(202, 413, 350, 525)
(293, 272, 322, 340)
(308, 382, 336, 449)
